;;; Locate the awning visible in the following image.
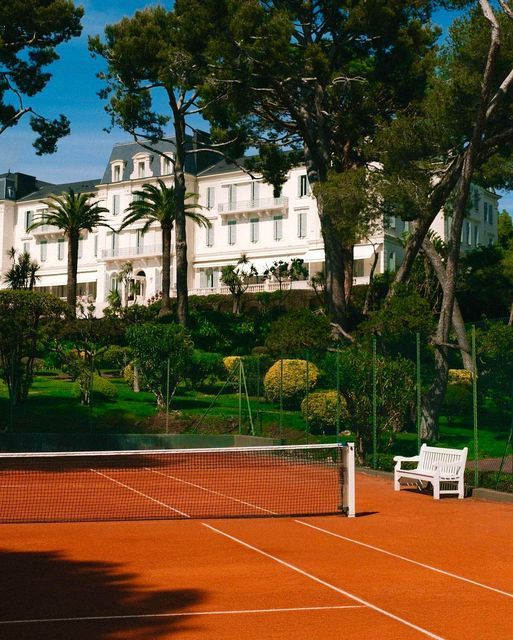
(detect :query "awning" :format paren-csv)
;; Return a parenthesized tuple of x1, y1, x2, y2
(193, 256, 289, 274)
(302, 248, 325, 263)
(353, 244, 379, 260)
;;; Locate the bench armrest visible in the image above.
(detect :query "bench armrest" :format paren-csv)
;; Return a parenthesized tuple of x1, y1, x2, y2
(393, 455, 420, 471)
(393, 455, 420, 462)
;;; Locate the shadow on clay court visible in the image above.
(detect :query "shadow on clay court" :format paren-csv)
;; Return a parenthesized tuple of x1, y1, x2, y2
(0, 548, 204, 639)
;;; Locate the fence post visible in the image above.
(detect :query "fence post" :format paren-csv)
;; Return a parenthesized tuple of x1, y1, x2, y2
(305, 351, 310, 443)
(279, 355, 283, 439)
(336, 349, 341, 439)
(238, 359, 243, 434)
(372, 337, 377, 469)
(416, 332, 421, 451)
(472, 325, 479, 488)
(166, 358, 170, 435)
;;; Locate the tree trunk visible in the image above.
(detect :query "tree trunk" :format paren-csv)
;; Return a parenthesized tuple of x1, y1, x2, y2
(159, 225, 172, 316)
(362, 248, 380, 316)
(173, 118, 189, 326)
(67, 233, 79, 316)
(319, 211, 348, 327)
(421, 238, 473, 371)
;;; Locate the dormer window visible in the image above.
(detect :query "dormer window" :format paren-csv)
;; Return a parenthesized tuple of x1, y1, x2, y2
(161, 154, 173, 175)
(111, 162, 123, 183)
(130, 153, 152, 180)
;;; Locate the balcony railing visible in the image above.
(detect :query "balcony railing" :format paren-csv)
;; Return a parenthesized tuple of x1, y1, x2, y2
(218, 196, 288, 215)
(101, 244, 163, 260)
(188, 280, 311, 297)
(30, 224, 63, 236)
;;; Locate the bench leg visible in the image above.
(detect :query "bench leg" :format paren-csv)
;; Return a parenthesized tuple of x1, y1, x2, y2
(458, 480, 464, 499)
(394, 472, 401, 491)
(433, 480, 440, 500)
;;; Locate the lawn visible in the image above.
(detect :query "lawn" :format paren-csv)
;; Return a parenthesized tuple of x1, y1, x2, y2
(0, 374, 511, 462)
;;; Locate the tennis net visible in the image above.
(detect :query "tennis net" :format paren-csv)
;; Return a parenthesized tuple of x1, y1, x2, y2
(0, 443, 355, 523)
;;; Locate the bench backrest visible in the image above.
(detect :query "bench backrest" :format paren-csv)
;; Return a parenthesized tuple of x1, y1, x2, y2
(417, 444, 468, 475)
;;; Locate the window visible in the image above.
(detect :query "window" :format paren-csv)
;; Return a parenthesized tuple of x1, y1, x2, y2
(23, 242, 30, 255)
(488, 204, 494, 225)
(24, 210, 33, 232)
(161, 155, 173, 175)
(137, 161, 146, 179)
(228, 184, 237, 211)
(112, 194, 120, 216)
(388, 251, 396, 272)
(206, 225, 214, 247)
(388, 216, 396, 229)
(228, 220, 237, 245)
(466, 222, 472, 245)
(78, 237, 84, 259)
(250, 180, 259, 205)
(110, 274, 119, 292)
(136, 230, 144, 254)
(40, 240, 47, 262)
(250, 218, 259, 243)
(403, 220, 410, 233)
(57, 239, 64, 261)
(108, 231, 119, 257)
(298, 174, 309, 197)
(207, 186, 216, 210)
(444, 215, 452, 240)
(94, 235, 98, 258)
(113, 165, 121, 182)
(273, 215, 283, 241)
(6, 186, 15, 199)
(474, 225, 479, 246)
(297, 210, 307, 238)
(473, 188, 480, 212)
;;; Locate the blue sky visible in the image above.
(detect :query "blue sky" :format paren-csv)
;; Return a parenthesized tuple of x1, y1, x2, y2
(1, 2, 512, 212)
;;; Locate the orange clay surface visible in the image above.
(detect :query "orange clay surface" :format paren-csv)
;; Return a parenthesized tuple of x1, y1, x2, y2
(0, 472, 512, 639)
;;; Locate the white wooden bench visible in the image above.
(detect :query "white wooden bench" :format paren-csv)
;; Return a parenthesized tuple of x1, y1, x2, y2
(393, 444, 468, 499)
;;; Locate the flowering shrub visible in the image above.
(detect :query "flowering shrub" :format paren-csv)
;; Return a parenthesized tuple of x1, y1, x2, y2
(264, 359, 318, 408)
(301, 390, 349, 435)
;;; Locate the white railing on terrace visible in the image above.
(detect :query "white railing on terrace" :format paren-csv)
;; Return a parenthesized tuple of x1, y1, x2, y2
(188, 280, 311, 297)
(218, 196, 288, 214)
(30, 224, 63, 235)
(101, 244, 163, 259)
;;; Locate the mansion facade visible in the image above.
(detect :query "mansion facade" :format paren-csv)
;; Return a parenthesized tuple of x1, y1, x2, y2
(0, 136, 499, 314)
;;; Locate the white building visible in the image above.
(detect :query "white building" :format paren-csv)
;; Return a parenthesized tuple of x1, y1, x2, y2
(0, 137, 499, 314)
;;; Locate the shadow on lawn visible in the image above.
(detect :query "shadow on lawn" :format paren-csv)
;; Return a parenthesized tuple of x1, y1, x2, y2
(0, 549, 204, 640)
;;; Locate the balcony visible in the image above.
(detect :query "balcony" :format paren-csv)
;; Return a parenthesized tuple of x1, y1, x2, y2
(188, 279, 311, 297)
(30, 224, 63, 237)
(101, 244, 163, 260)
(218, 196, 288, 216)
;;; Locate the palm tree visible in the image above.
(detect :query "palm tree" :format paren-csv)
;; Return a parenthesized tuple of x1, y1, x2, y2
(3, 248, 40, 290)
(28, 189, 110, 314)
(120, 179, 210, 317)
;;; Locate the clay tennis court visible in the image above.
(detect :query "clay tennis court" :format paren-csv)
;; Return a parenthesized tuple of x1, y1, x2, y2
(0, 449, 512, 639)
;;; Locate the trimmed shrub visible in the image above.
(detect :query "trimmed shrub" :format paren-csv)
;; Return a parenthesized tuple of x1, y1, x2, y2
(265, 309, 332, 356)
(123, 362, 135, 387)
(448, 369, 472, 388)
(73, 374, 118, 403)
(223, 356, 241, 378)
(187, 350, 224, 388)
(102, 345, 130, 372)
(301, 391, 349, 435)
(264, 359, 318, 408)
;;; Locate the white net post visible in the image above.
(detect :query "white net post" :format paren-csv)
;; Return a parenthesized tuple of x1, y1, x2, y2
(340, 442, 356, 517)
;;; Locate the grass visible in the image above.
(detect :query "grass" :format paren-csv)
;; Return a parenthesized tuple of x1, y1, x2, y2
(0, 374, 512, 459)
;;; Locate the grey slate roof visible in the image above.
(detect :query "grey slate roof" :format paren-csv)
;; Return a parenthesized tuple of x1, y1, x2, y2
(18, 178, 101, 203)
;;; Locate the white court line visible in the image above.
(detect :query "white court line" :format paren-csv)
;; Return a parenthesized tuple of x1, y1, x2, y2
(147, 468, 276, 515)
(0, 605, 364, 625)
(203, 523, 447, 640)
(91, 470, 190, 518)
(295, 520, 513, 600)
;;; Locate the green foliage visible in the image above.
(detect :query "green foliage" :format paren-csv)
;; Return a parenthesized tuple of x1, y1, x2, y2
(126, 323, 193, 408)
(359, 287, 435, 360)
(72, 374, 118, 404)
(220, 255, 258, 314)
(442, 384, 472, 425)
(0, 0, 83, 152)
(476, 322, 513, 409)
(323, 347, 415, 455)
(265, 310, 332, 356)
(498, 210, 513, 250)
(101, 345, 130, 372)
(264, 359, 318, 409)
(2, 248, 40, 290)
(186, 350, 224, 388)
(301, 391, 349, 436)
(0, 290, 68, 408)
